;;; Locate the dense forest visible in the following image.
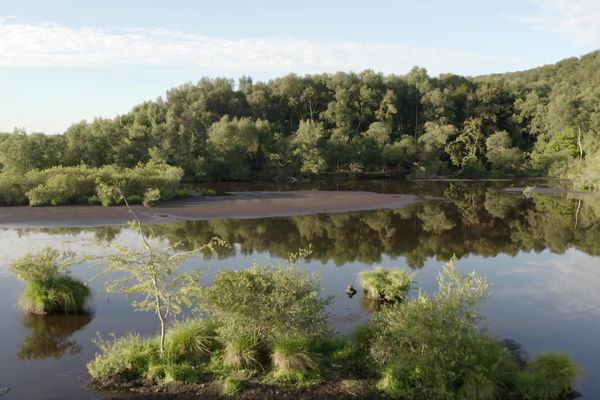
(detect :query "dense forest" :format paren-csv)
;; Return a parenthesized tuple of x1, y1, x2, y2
(1, 51, 599, 189)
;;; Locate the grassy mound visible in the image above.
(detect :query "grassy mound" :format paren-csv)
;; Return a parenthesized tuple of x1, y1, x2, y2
(359, 267, 413, 301)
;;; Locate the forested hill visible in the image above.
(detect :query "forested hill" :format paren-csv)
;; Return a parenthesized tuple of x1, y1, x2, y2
(1, 50, 599, 188)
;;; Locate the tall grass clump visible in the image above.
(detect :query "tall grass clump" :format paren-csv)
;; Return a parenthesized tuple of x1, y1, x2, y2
(359, 267, 413, 301)
(10, 247, 91, 315)
(164, 319, 218, 363)
(271, 335, 317, 373)
(88, 334, 159, 381)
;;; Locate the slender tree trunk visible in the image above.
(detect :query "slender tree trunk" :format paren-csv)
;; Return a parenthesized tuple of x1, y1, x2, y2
(577, 126, 583, 158)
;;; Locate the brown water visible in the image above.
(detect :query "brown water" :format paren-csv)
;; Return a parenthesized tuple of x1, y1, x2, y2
(0, 180, 598, 398)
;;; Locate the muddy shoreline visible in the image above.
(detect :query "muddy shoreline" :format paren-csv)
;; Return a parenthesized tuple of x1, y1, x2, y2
(0, 191, 419, 228)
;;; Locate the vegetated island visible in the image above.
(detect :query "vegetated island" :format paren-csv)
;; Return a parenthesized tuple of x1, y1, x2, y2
(0, 191, 419, 228)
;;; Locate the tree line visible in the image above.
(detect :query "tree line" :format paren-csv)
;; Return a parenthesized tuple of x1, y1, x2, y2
(1, 51, 599, 187)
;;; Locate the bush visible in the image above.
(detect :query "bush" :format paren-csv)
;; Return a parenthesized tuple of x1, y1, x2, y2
(271, 336, 317, 373)
(143, 188, 161, 207)
(199, 265, 331, 344)
(0, 163, 184, 206)
(369, 261, 518, 399)
(517, 353, 579, 399)
(10, 247, 91, 315)
(202, 188, 217, 196)
(126, 194, 143, 204)
(88, 334, 159, 381)
(359, 267, 413, 301)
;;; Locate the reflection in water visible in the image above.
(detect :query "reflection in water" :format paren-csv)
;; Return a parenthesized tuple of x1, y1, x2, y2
(8, 183, 600, 268)
(18, 314, 93, 360)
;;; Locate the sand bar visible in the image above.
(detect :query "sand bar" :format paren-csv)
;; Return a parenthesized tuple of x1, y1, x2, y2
(0, 191, 419, 228)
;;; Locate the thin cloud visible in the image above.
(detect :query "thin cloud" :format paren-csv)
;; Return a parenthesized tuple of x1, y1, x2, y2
(511, 0, 600, 45)
(0, 19, 520, 75)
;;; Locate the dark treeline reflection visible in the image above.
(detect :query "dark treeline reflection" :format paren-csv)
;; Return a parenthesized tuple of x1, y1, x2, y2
(15, 183, 600, 268)
(18, 314, 92, 360)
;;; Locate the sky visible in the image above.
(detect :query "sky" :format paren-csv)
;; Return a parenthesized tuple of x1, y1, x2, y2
(1, 0, 599, 133)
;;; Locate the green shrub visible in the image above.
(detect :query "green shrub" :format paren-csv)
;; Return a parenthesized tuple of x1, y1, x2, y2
(271, 336, 317, 373)
(203, 188, 217, 196)
(88, 334, 159, 381)
(516, 353, 579, 399)
(174, 188, 189, 199)
(10, 247, 91, 315)
(369, 261, 518, 399)
(143, 187, 161, 207)
(96, 182, 120, 207)
(126, 194, 143, 204)
(88, 195, 102, 205)
(0, 163, 184, 206)
(359, 267, 413, 300)
(199, 265, 331, 344)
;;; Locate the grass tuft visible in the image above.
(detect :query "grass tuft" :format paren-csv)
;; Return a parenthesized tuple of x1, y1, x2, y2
(19, 276, 91, 315)
(271, 336, 317, 373)
(359, 267, 413, 301)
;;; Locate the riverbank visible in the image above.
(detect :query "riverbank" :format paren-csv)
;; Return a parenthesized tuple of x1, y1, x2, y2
(0, 191, 419, 228)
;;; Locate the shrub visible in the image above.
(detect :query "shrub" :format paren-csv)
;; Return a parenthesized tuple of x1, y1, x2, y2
(369, 261, 518, 399)
(516, 353, 579, 399)
(143, 188, 161, 207)
(199, 265, 331, 344)
(88, 195, 102, 205)
(174, 188, 189, 199)
(359, 267, 413, 301)
(203, 188, 217, 196)
(271, 336, 317, 373)
(87, 334, 159, 381)
(0, 163, 184, 206)
(10, 247, 91, 315)
(126, 194, 143, 204)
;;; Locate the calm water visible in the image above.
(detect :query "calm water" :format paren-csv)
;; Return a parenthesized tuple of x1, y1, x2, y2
(1, 180, 599, 399)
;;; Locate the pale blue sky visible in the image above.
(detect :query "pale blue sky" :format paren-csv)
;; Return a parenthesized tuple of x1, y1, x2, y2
(1, 0, 599, 133)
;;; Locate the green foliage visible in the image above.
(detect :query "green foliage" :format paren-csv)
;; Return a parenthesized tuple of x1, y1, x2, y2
(164, 319, 218, 363)
(88, 334, 159, 380)
(19, 276, 91, 315)
(0, 163, 184, 206)
(221, 376, 243, 396)
(369, 261, 519, 399)
(222, 336, 261, 370)
(142, 187, 161, 207)
(99, 216, 226, 354)
(10, 247, 91, 315)
(199, 264, 331, 344)
(359, 267, 413, 301)
(517, 353, 579, 400)
(271, 335, 317, 373)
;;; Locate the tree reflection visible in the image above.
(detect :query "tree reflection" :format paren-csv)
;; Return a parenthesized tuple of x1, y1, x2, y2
(10, 183, 600, 269)
(17, 314, 92, 360)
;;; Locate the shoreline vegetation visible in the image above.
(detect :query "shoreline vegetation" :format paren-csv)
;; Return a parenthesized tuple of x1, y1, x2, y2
(2, 51, 600, 196)
(5, 197, 582, 399)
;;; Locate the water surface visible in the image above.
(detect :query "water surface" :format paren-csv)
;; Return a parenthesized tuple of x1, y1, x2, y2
(0, 180, 598, 398)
